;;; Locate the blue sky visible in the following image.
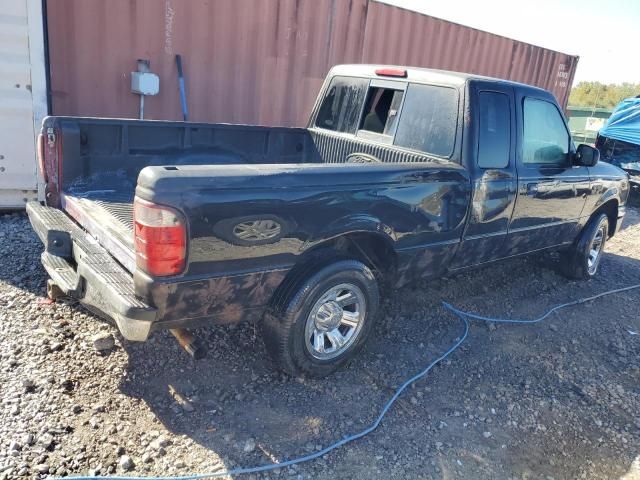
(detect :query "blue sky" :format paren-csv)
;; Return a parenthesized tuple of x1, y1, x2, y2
(380, 0, 640, 86)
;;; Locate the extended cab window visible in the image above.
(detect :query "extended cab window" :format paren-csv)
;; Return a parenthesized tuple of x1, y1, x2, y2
(315, 76, 368, 133)
(394, 83, 458, 157)
(478, 91, 511, 168)
(523, 98, 570, 165)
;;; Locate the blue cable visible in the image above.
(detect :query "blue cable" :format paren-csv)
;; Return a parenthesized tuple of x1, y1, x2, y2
(443, 283, 640, 325)
(64, 283, 640, 480)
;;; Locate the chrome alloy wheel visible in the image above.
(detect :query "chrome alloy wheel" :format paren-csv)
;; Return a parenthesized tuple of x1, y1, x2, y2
(304, 283, 366, 360)
(587, 224, 606, 274)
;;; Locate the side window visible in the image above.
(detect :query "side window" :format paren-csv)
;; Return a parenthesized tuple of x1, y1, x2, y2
(394, 83, 458, 157)
(478, 91, 511, 168)
(359, 87, 404, 136)
(315, 76, 368, 134)
(523, 98, 570, 165)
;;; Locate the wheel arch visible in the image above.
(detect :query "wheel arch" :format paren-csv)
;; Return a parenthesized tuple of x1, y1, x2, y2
(267, 230, 396, 314)
(590, 198, 618, 237)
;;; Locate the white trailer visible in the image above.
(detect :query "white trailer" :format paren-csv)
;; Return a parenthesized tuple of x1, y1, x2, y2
(0, 0, 47, 208)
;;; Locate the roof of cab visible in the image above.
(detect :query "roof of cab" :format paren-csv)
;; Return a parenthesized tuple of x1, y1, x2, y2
(329, 64, 549, 95)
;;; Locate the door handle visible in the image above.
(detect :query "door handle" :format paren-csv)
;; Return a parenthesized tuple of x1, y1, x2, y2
(526, 183, 538, 196)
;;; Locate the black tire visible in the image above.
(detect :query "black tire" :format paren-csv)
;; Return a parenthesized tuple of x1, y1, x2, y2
(561, 213, 608, 280)
(262, 259, 380, 377)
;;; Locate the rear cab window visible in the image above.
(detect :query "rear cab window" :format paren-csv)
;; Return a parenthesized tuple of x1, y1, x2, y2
(394, 83, 458, 158)
(357, 81, 406, 143)
(314, 73, 460, 159)
(315, 76, 368, 134)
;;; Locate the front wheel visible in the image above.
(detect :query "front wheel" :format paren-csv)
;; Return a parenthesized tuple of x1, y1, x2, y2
(262, 259, 380, 377)
(561, 213, 608, 280)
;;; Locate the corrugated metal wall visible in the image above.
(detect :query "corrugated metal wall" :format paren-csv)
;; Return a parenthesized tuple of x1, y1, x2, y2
(46, 0, 578, 127)
(361, 4, 578, 106)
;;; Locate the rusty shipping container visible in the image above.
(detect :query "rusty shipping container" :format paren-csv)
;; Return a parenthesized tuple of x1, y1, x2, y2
(46, 0, 578, 126)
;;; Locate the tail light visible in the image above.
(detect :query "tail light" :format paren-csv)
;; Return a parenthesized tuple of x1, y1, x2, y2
(134, 198, 186, 276)
(37, 133, 48, 182)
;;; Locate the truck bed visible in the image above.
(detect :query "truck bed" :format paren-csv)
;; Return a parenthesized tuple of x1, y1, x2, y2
(48, 116, 447, 273)
(47, 118, 318, 272)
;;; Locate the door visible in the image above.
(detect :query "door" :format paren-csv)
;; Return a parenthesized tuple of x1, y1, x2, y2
(451, 84, 517, 268)
(506, 96, 589, 255)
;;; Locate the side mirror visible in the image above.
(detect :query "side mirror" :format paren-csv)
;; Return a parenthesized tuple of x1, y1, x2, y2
(574, 144, 600, 167)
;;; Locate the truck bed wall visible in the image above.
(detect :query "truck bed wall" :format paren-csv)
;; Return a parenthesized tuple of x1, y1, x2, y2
(51, 117, 318, 198)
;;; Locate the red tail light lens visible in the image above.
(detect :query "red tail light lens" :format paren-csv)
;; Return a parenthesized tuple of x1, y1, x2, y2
(134, 198, 186, 276)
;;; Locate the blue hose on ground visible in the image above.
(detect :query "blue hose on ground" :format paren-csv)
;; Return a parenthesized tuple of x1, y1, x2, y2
(443, 283, 640, 325)
(65, 283, 640, 480)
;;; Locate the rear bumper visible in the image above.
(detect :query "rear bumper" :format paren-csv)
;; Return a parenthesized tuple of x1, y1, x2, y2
(26, 202, 156, 341)
(27, 202, 289, 340)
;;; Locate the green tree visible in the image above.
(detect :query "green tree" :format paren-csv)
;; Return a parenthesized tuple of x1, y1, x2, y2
(569, 82, 640, 109)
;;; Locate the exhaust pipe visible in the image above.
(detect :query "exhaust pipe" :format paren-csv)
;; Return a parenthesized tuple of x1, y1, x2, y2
(170, 328, 206, 360)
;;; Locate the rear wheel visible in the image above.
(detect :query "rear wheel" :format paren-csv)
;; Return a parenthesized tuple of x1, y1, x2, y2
(262, 259, 379, 377)
(561, 213, 608, 280)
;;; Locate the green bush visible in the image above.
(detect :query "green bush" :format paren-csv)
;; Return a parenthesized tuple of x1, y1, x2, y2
(569, 82, 640, 109)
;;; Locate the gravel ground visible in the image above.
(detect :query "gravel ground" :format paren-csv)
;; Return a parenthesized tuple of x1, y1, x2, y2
(1, 208, 639, 480)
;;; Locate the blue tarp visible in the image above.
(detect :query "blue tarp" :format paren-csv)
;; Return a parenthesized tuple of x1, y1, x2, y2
(599, 97, 640, 146)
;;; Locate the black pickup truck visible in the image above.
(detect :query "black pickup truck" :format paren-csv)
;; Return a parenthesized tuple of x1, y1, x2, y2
(28, 65, 630, 376)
